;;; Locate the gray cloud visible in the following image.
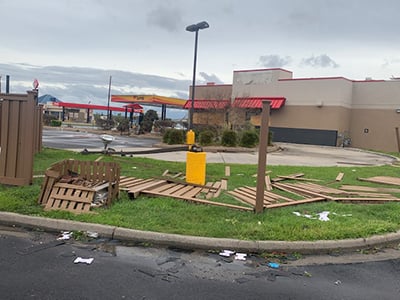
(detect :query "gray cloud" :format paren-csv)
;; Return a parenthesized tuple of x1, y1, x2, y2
(146, 4, 183, 32)
(0, 63, 190, 105)
(258, 55, 292, 68)
(199, 72, 223, 84)
(301, 54, 339, 68)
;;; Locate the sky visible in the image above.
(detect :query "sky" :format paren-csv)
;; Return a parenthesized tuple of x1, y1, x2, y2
(1, 0, 400, 118)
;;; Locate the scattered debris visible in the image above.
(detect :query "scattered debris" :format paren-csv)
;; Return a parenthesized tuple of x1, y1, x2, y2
(219, 250, 235, 257)
(318, 211, 330, 221)
(334, 280, 342, 285)
(336, 172, 345, 182)
(57, 231, 72, 240)
(225, 166, 230, 177)
(234, 253, 247, 261)
(74, 257, 94, 265)
(86, 231, 99, 239)
(268, 262, 280, 269)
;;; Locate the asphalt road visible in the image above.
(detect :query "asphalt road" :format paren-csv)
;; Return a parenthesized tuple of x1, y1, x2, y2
(42, 128, 159, 150)
(42, 128, 396, 166)
(1, 226, 400, 300)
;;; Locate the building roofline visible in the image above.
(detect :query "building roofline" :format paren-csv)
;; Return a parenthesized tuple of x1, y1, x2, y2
(233, 68, 293, 74)
(279, 76, 353, 82)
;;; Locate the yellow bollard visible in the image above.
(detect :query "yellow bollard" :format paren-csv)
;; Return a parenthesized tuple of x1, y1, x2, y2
(186, 130, 195, 146)
(186, 151, 206, 185)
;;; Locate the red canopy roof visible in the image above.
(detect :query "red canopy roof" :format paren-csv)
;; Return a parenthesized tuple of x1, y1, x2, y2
(232, 97, 286, 109)
(183, 99, 230, 109)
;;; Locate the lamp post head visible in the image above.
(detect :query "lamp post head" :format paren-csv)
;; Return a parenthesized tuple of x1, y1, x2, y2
(186, 21, 209, 32)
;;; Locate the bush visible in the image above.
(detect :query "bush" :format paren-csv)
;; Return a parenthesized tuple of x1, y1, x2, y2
(239, 130, 258, 147)
(50, 119, 62, 127)
(43, 114, 58, 126)
(199, 130, 214, 146)
(163, 129, 172, 143)
(221, 130, 237, 147)
(164, 129, 185, 145)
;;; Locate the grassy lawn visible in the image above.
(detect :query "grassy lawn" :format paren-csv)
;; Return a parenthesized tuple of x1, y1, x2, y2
(1, 148, 400, 241)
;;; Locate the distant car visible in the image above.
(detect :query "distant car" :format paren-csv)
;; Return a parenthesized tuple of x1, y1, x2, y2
(173, 124, 186, 130)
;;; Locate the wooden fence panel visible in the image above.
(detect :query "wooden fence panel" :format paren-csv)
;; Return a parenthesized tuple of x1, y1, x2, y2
(0, 91, 36, 185)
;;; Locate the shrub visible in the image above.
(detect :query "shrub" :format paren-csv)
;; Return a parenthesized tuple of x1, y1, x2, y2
(221, 130, 237, 147)
(239, 130, 258, 147)
(165, 129, 185, 145)
(199, 130, 214, 146)
(163, 129, 172, 143)
(43, 114, 58, 126)
(50, 119, 62, 127)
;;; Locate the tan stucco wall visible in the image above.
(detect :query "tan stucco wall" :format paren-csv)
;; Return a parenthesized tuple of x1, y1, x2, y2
(270, 106, 351, 133)
(350, 108, 400, 152)
(190, 84, 232, 100)
(352, 81, 400, 109)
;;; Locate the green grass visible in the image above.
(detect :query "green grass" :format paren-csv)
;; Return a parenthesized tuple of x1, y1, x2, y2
(1, 147, 400, 241)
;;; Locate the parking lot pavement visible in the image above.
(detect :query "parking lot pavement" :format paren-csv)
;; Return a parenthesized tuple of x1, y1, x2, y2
(96, 143, 396, 166)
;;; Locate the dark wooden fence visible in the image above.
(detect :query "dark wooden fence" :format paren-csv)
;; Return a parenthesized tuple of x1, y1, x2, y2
(0, 91, 42, 185)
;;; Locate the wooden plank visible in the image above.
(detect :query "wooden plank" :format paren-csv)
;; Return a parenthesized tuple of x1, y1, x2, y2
(171, 172, 183, 179)
(220, 178, 228, 190)
(162, 170, 169, 176)
(228, 190, 256, 206)
(265, 175, 272, 191)
(273, 182, 333, 200)
(333, 197, 400, 203)
(127, 180, 168, 198)
(336, 172, 345, 182)
(340, 185, 400, 193)
(171, 184, 195, 197)
(160, 183, 188, 195)
(149, 182, 178, 193)
(53, 182, 95, 192)
(144, 189, 253, 211)
(225, 166, 230, 177)
(180, 186, 203, 198)
(271, 173, 304, 182)
(266, 197, 327, 209)
(276, 175, 321, 182)
(208, 181, 222, 198)
(358, 176, 400, 186)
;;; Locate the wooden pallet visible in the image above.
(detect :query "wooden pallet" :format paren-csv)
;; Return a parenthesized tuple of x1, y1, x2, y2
(44, 183, 95, 213)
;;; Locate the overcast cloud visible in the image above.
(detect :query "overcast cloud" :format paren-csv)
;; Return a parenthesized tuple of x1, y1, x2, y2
(1, 0, 400, 108)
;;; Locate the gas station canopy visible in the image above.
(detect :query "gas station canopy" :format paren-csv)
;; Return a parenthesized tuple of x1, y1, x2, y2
(111, 95, 187, 108)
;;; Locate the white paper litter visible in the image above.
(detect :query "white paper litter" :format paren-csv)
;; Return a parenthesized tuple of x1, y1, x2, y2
(74, 257, 94, 265)
(219, 250, 235, 257)
(293, 211, 352, 222)
(234, 253, 247, 261)
(318, 211, 330, 221)
(57, 231, 72, 240)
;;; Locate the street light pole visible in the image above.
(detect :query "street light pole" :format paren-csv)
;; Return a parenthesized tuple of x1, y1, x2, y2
(186, 21, 209, 130)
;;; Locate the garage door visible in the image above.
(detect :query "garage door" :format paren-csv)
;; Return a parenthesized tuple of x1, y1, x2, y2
(269, 127, 338, 146)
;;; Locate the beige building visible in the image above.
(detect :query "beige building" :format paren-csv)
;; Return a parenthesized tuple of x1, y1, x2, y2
(189, 68, 400, 152)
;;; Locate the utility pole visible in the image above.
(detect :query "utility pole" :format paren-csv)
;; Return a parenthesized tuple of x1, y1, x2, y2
(107, 75, 112, 120)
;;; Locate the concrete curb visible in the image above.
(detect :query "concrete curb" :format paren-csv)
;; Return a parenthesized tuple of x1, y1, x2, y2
(2, 211, 400, 254)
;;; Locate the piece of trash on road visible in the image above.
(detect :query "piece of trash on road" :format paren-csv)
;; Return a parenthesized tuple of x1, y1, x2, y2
(219, 250, 235, 257)
(268, 262, 280, 269)
(86, 231, 99, 238)
(335, 280, 342, 285)
(234, 253, 247, 261)
(74, 257, 94, 265)
(57, 231, 72, 240)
